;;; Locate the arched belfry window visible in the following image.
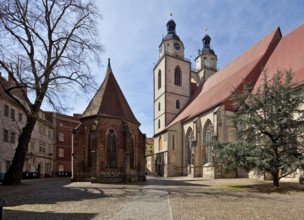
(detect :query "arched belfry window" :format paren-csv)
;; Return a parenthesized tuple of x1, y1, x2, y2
(174, 66, 182, 86)
(106, 128, 117, 167)
(130, 133, 135, 168)
(176, 100, 180, 109)
(158, 70, 161, 90)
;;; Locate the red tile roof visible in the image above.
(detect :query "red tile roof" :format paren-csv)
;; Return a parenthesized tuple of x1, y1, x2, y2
(164, 27, 282, 130)
(253, 24, 304, 91)
(146, 137, 154, 144)
(82, 60, 140, 125)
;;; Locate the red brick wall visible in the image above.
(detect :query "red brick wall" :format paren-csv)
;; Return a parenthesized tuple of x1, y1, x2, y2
(73, 116, 146, 182)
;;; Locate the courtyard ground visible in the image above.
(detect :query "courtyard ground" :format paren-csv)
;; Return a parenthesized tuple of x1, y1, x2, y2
(0, 176, 303, 220)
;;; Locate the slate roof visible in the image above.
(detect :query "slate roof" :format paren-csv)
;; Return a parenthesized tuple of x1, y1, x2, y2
(164, 27, 282, 130)
(82, 59, 140, 125)
(253, 24, 304, 90)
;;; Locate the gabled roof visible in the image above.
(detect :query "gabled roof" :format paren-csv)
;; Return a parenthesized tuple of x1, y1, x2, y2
(82, 59, 140, 125)
(253, 24, 304, 90)
(165, 27, 282, 129)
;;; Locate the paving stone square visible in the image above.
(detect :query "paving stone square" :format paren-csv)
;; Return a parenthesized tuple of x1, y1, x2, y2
(0, 177, 303, 220)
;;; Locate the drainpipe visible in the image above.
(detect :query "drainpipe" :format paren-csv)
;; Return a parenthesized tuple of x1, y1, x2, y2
(71, 129, 76, 181)
(181, 124, 184, 176)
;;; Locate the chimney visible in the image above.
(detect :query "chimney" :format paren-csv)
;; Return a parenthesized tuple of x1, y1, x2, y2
(8, 73, 15, 87)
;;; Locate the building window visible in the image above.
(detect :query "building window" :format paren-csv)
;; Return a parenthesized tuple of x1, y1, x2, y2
(58, 132, 64, 141)
(10, 108, 15, 121)
(174, 66, 182, 86)
(130, 135, 135, 168)
(39, 142, 46, 152)
(172, 134, 175, 150)
(4, 105, 9, 117)
(58, 148, 64, 157)
(158, 70, 161, 90)
(158, 102, 161, 111)
(158, 119, 160, 129)
(58, 164, 64, 172)
(106, 128, 117, 167)
(10, 132, 16, 144)
(176, 100, 180, 109)
(18, 113, 23, 122)
(3, 129, 9, 142)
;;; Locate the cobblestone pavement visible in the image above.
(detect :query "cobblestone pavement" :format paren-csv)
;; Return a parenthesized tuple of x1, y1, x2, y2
(0, 176, 303, 220)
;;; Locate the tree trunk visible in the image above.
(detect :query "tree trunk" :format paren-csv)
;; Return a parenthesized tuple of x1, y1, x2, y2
(272, 170, 280, 188)
(2, 116, 37, 185)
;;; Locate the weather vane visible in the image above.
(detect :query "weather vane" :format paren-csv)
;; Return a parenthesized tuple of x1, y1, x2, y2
(170, 12, 173, 19)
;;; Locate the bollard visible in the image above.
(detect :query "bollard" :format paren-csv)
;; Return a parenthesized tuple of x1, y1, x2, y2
(0, 197, 7, 220)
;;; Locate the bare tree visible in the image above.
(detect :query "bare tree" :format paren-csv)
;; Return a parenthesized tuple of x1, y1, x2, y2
(0, 0, 102, 185)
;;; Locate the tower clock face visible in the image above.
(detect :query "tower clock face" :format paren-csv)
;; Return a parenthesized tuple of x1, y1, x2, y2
(174, 42, 180, 50)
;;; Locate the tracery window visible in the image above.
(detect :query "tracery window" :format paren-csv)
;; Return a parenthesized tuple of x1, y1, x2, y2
(107, 128, 117, 167)
(187, 130, 193, 165)
(205, 120, 214, 163)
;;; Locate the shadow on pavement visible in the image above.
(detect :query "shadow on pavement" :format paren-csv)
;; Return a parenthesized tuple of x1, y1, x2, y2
(0, 178, 109, 206)
(4, 209, 97, 220)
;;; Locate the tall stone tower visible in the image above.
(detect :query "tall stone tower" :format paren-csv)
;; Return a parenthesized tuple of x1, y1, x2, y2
(153, 15, 191, 135)
(194, 31, 218, 84)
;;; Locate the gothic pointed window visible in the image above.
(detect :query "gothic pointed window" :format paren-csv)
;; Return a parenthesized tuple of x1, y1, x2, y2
(106, 128, 117, 167)
(176, 99, 180, 109)
(204, 120, 214, 163)
(158, 70, 162, 90)
(88, 128, 97, 167)
(174, 66, 182, 86)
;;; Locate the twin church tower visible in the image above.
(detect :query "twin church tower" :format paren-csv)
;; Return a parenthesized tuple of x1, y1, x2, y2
(153, 15, 217, 135)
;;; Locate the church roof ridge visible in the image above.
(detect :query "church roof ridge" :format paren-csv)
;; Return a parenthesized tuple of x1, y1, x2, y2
(253, 24, 304, 91)
(161, 27, 282, 132)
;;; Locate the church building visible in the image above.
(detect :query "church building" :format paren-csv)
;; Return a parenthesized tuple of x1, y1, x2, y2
(150, 16, 304, 181)
(72, 60, 146, 183)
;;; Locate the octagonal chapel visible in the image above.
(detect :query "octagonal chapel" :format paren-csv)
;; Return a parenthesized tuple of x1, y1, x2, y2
(72, 59, 146, 183)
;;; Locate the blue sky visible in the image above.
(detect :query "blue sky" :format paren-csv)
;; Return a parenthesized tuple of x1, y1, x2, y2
(67, 0, 304, 137)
